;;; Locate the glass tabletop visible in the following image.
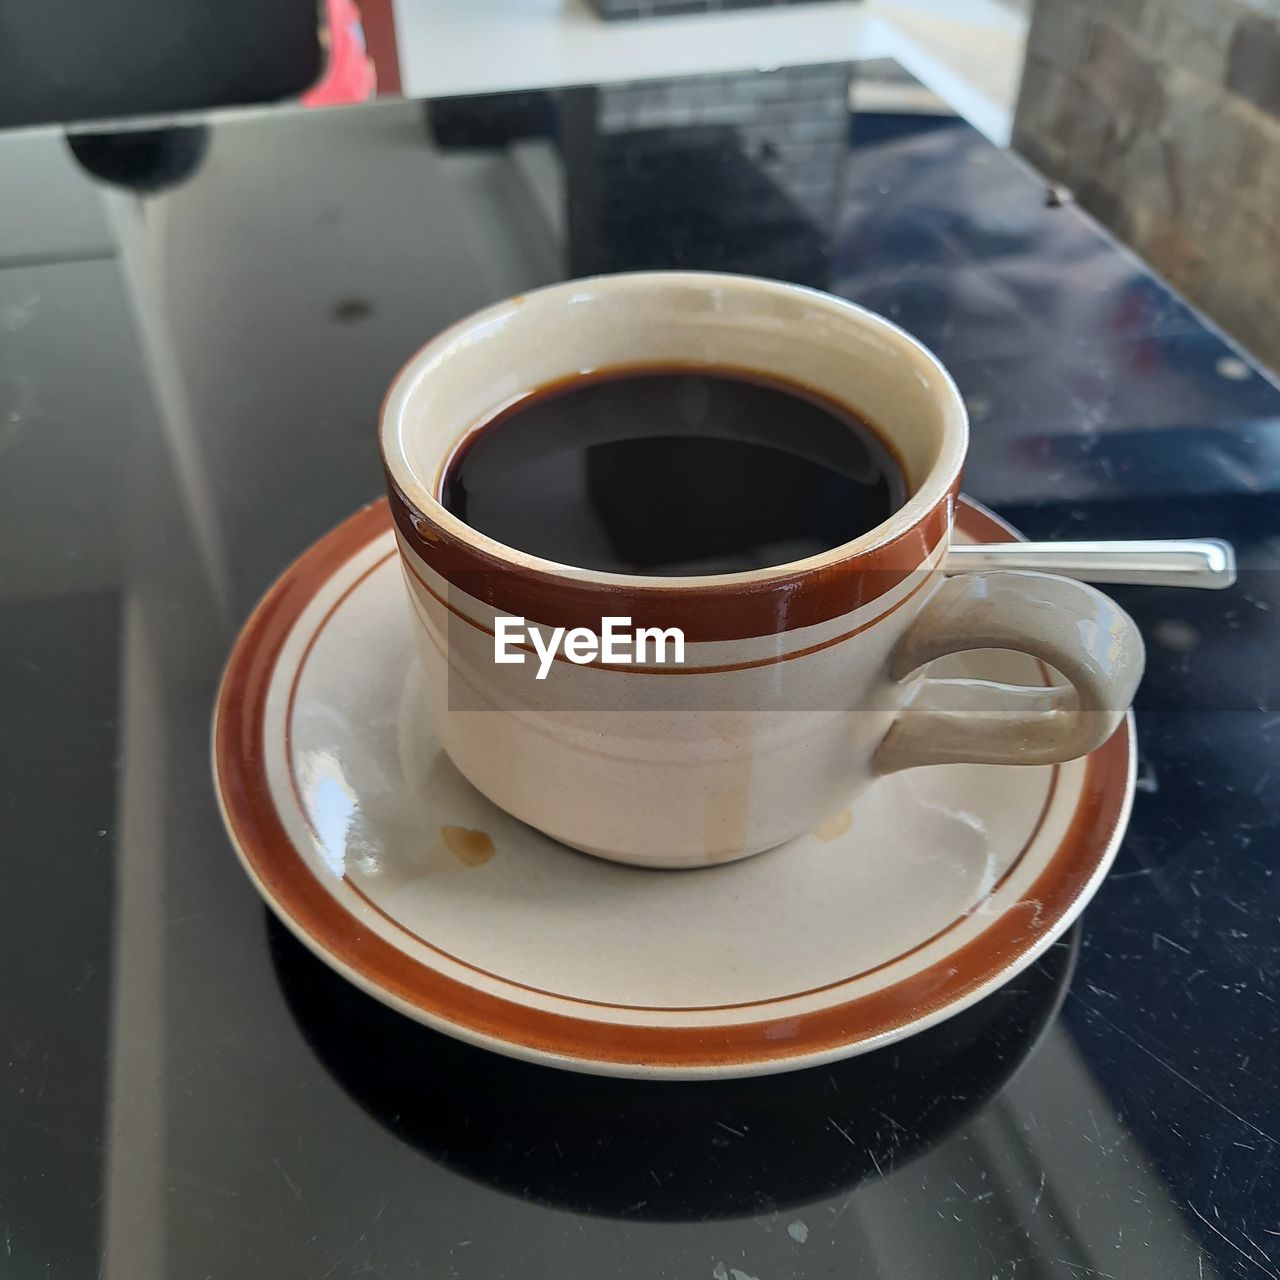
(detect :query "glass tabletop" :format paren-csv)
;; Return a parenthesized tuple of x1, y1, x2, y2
(2, 58, 1277, 1279)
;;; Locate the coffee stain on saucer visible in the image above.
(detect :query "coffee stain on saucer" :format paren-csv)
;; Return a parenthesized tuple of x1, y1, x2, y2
(814, 807, 852, 842)
(441, 825, 495, 866)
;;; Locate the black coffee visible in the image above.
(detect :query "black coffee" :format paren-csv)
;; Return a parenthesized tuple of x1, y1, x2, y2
(440, 366, 905, 575)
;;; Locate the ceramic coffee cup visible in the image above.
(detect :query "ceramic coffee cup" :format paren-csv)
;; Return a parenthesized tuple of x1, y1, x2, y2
(379, 272, 1143, 868)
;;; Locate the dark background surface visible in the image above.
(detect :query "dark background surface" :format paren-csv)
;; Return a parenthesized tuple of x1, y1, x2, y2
(0, 59, 1277, 1278)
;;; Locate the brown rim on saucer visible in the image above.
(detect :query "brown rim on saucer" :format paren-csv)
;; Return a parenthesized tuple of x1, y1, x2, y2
(212, 497, 1135, 1074)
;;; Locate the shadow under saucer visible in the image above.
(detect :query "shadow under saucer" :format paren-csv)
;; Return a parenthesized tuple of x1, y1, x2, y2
(268, 911, 1079, 1221)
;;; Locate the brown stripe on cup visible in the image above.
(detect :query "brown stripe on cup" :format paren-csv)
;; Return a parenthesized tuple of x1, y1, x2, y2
(385, 471, 958, 644)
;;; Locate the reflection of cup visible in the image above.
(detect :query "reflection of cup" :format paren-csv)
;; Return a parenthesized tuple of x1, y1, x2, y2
(379, 272, 1143, 868)
(269, 912, 1080, 1221)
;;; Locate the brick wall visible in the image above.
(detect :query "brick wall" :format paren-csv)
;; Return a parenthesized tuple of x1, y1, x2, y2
(561, 65, 850, 285)
(1013, 0, 1280, 369)
(594, 65, 850, 225)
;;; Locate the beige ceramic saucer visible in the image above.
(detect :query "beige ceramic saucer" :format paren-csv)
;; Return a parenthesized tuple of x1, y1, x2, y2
(213, 498, 1135, 1079)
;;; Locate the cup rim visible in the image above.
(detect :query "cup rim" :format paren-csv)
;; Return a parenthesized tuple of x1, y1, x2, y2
(379, 270, 968, 591)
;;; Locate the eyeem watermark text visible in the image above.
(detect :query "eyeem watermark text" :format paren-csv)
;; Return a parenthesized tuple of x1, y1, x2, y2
(495, 616, 686, 679)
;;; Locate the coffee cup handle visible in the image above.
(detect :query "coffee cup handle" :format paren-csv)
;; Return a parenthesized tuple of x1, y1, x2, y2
(874, 570, 1144, 772)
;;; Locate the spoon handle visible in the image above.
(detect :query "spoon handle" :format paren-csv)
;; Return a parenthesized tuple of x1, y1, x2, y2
(944, 539, 1237, 589)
